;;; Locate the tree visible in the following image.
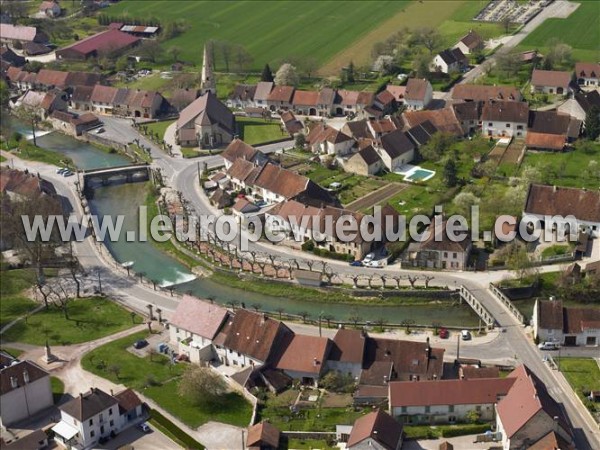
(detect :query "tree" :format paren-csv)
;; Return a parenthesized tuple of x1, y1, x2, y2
(319, 370, 355, 393)
(500, 16, 512, 34)
(177, 366, 227, 406)
(506, 242, 535, 282)
(346, 61, 355, 83)
(261, 63, 274, 82)
(0, 80, 10, 109)
(521, 166, 542, 185)
(453, 192, 480, 215)
(115, 56, 129, 72)
(495, 50, 523, 79)
(584, 106, 600, 140)
(401, 319, 415, 334)
(545, 39, 573, 70)
(169, 45, 182, 63)
(274, 63, 299, 87)
(413, 27, 442, 55)
(138, 40, 164, 63)
(443, 158, 458, 187)
(412, 53, 431, 79)
(293, 56, 318, 79)
(234, 45, 253, 72)
(419, 132, 454, 162)
(295, 133, 306, 149)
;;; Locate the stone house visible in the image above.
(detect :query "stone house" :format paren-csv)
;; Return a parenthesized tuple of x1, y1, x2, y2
(344, 145, 383, 176)
(403, 78, 433, 111)
(530, 69, 573, 95)
(481, 100, 529, 138)
(575, 62, 600, 89)
(532, 299, 600, 347)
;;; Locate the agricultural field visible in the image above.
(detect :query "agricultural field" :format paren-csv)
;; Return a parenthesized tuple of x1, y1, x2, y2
(516, 1, 600, 62)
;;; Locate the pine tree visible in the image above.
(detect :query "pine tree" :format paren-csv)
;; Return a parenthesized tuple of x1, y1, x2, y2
(347, 61, 355, 83)
(584, 106, 600, 140)
(261, 63, 274, 82)
(443, 158, 458, 187)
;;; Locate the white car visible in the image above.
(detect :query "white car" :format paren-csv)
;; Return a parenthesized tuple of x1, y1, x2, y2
(538, 341, 559, 351)
(362, 253, 375, 264)
(461, 330, 472, 341)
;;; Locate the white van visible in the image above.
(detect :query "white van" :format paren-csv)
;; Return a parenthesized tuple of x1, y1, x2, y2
(538, 341, 560, 350)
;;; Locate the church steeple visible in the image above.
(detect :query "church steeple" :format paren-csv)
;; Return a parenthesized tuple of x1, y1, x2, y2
(200, 43, 216, 95)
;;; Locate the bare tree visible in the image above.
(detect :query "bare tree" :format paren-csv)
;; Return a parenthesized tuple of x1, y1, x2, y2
(401, 319, 416, 334)
(251, 303, 262, 312)
(275, 307, 285, 320)
(298, 311, 310, 323)
(177, 365, 227, 406)
(323, 314, 335, 328)
(392, 276, 403, 289)
(380, 275, 388, 289)
(350, 274, 361, 289)
(423, 276, 435, 289)
(407, 275, 418, 289)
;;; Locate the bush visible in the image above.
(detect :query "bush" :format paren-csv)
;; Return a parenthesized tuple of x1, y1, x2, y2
(301, 240, 315, 252)
(441, 423, 490, 438)
(149, 409, 204, 450)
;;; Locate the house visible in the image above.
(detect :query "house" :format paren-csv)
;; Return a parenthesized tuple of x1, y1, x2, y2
(481, 100, 529, 138)
(231, 197, 260, 225)
(532, 299, 600, 346)
(455, 30, 484, 55)
(0, 359, 53, 427)
(404, 219, 472, 270)
(526, 110, 581, 151)
(375, 129, 415, 171)
(326, 328, 366, 379)
(71, 85, 94, 110)
(39, 1, 61, 17)
(113, 88, 164, 119)
(292, 89, 319, 116)
(0, 45, 25, 68)
(530, 69, 573, 95)
(168, 88, 200, 112)
(346, 410, 403, 450)
(1, 429, 48, 450)
(342, 119, 374, 141)
(227, 84, 256, 109)
(169, 295, 230, 364)
(557, 90, 600, 123)
(372, 89, 396, 116)
(344, 145, 384, 176)
(452, 101, 482, 135)
(280, 110, 303, 134)
(56, 30, 140, 60)
(306, 123, 355, 156)
(33, 69, 101, 92)
(431, 48, 468, 74)
(246, 422, 280, 450)
(49, 110, 102, 136)
(273, 334, 331, 385)
(361, 337, 444, 384)
(316, 87, 336, 116)
(367, 117, 401, 140)
(404, 78, 433, 111)
(575, 62, 600, 89)
(0, 24, 48, 45)
(389, 377, 515, 424)
(495, 365, 572, 450)
(403, 108, 464, 137)
(213, 309, 293, 368)
(176, 92, 235, 148)
(22, 41, 52, 56)
(118, 24, 160, 38)
(267, 85, 295, 111)
(89, 85, 118, 115)
(333, 90, 374, 116)
(524, 184, 600, 237)
(221, 139, 266, 170)
(253, 81, 273, 108)
(452, 84, 522, 102)
(52, 387, 144, 450)
(405, 120, 437, 147)
(17, 89, 68, 120)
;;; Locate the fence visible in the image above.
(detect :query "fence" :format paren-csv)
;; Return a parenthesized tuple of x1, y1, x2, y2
(458, 285, 495, 329)
(489, 283, 525, 324)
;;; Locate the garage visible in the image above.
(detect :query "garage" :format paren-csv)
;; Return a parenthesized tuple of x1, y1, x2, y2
(564, 336, 577, 346)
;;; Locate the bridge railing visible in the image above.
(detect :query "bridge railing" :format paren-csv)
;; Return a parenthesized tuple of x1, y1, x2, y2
(459, 285, 495, 330)
(489, 283, 526, 324)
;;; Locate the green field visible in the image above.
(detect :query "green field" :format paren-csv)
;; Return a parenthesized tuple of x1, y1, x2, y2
(517, 1, 600, 62)
(108, 0, 412, 69)
(557, 358, 600, 413)
(237, 117, 286, 145)
(1, 269, 42, 329)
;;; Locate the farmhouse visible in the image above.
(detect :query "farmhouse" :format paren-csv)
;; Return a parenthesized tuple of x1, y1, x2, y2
(452, 101, 483, 135)
(451, 84, 522, 102)
(403, 78, 433, 111)
(530, 69, 573, 95)
(346, 410, 403, 450)
(325, 328, 366, 379)
(333, 89, 373, 116)
(525, 110, 580, 151)
(316, 87, 336, 116)
(344, 145, 384, 176)
(221, 139, 267, 170)
(253, 81, 274, 107)
(481, 100, 529, 138)
(292, 89, 319, 116)
(280, 110, 303, 134)
(176, 92, 235, 148)
(558, 90, 600, 123)
(523, 184, 600, 237)
(16, 89, 67, 120)
(575, 62, 600, 89)
(431, 48, 468, 74)
(454, 29, 484, 55)
(52, 387, 144, 450)
(495, 366, 572, 450)
(267, 85, 295, 111)
(389, 377, 515, 424)
(402, 108, 463, 137)
(56, 29, 140, 60)
(532, 299, 600, 347)
(49, 111, 101, 136)
(0, 24, 48, 45)
(306, 123, 354, 156)
(169, 295, 230, 364)
(0, 45, 25, 68)
(405, 120, 437, 147)
(375, 129, 415, 171)
(246, 422, 281, 450)
(273, 335, 331, 385)
(0, 357, 53, 427)
(228, 84, 256, 109)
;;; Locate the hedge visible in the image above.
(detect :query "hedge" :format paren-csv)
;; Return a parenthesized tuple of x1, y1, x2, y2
(404, 423, 491, 440)
(149, 409, 205, 450)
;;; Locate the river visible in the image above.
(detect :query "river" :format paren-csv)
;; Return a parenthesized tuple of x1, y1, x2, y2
(7, 118, 478, 326)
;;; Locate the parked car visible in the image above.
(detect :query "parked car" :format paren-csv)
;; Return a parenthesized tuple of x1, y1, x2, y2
(62, 170, 73, 177)
(138, 422, 151, 433)
(95, 127, 105, 134)
(56, 167, 67, 174)
(461, 330, 472, 341)
(362, 253, 375, 264)
(349, 260, 363, 267)
(134, 339, 148, 349)
(366, 260, 385, 268)
(439, 328, 449, 339)
(538, 341, 559, 351)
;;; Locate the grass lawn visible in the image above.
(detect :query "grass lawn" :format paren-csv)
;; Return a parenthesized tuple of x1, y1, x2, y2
(108, 0, 412, 72)
(557, 358, 600, 413)
(0, 269, 41, 329)
(517, 1, 600, 62)
(2, 297, 141, 346)
(114, 72, 172, 94)
(287, 439, 336, 450)
(51, 376, 65, 403)
(541, 244, 572, 259)
(145, 120, 175, 141)
(7, 142, 73, 168)
(237, 117, 287, 146)
(81, 331, 252, 428)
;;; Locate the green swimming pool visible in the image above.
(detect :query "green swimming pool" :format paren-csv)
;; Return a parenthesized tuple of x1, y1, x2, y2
(406, 168, 435, 182)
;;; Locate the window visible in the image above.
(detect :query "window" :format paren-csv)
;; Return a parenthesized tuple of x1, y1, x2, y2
(506, 123, 511, 128)
(401, 406, 408, 413)
(444, 252, 448, 257)
(425, 406, 430, 413)
(449, 405, 455, 413)
(109, 420, 114, 427)
(90, 431, 95, 438)
(517, 125, 523, 130)
(476, 405, 482, 412)
(488, 122, 493, 126)
(89, 419, 93, 426)
(453, 252, 457, 258)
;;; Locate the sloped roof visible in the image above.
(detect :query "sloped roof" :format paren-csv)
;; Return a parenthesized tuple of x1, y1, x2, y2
(230, 84, 256, 101)
(317, 87, 336, 105)
(60, 388, 118, 421)
(2, 429, 48, 450)
(416, 219, 472, 252)
(385, 84, 406, 101)
(379, 129, 414, 159)
(177, 92, 234, 133)
(531, 69, 572, 88)
(0, 168, 56, 197)
(91, 85, 119, 104)
(113, 388, 142, 414)
(0, 24, 42, 42)
(452, 84, 521, 102)
(35, 69, 69, 88)
(460, 30, 483, 49)
(274, 335, 330, 375)
(406, 120, 436, 147)
(528, 110, 571, 135)
(525, 184, 600, 223)
(0, 360, 49, 395)
(246, 422, 280, 448)
(170, 295, 229, 340)
(481, 100, 529, 123)
(563, 307, 600, 334)
(72, 85, 95, 103)
(292, 90, 319, 106)
(405, 78, 430, 101)
(329, 328, 366, 363)
(452, 101, 482, 122)
(389, 377, 515, 407)
(222, 139, 258, 163)
(528, 431, 575, 450)
(254, 162, 309, 199)
(574, 90, 600, 114)
(344, 119, 373, 140)
(58, 29, 139, 57)
(347, 410, 403, 450)
(525, 132, 565, 151)
(267, 85, 295, 102)
(403, 108, 463, 136)
(575, 62, 600, 79)
(353, 145, 381, 166)
(460, 365, 500, 379)
(254, 81, 274, 101)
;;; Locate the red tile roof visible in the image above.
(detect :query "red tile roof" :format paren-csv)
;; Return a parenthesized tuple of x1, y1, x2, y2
(385, 85, 406, 101)
(254, 162, 309, 199)
(481, 100, 529, 123)
(329, 328, 366, 363)
(525, 184, 600, 223)
(246, 422, 280, 448)
(531, 69, 572, 88)
(459, 365, 500, 379)
(575, 62, 600, 79)
(222, 139, 258, 163)
(170, 295, 229, 340)
(58, 29, 139, 57)
(267, 85, 295, 103)
(403, 108, 463, 136)
(274, 335, 330, 375)
(292, 90, 319, 106)
(35, 69, 69, 88)
(347, 410, 403, 450)
(525, 131, 566, 151)
(459, 30, 483, 49)
(389, 377, 515, 407)
(91, 85, 119, 104)
(113, 388, 142, 413)
(452, 84, 521, 102)
(405, 78, 430, 101)
(528, 431, 575, 450)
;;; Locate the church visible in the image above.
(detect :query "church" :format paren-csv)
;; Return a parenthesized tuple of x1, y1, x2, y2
(175, 45, 236, 149)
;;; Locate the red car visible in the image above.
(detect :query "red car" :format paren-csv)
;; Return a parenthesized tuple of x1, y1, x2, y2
(438, 328, 449, 339)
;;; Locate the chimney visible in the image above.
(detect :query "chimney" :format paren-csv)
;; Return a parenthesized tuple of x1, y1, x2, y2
(79, 392, 83, 398)
(110, 389, 114, 396)
(23, 369, 29, 384)
(383, 375, 388, 384)
(553, 185, 557, 193)
(313, 357, 318, 367)
(261, 313, 267, 325)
